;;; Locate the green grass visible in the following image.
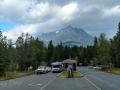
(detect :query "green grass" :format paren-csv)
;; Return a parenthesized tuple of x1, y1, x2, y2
(103, 67, 120, 75)
(0, 70, 36, 81)
(111, 68, 120, 75)
(58, 71, 82, 77)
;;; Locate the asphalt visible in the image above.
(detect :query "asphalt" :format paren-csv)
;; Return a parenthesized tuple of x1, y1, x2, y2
(79, 66, 120, 90)
(0, 72, 101, 90)
(3, 67, 117, 90)
(41, 76, 100, 90)
(0, 73, 58, 90)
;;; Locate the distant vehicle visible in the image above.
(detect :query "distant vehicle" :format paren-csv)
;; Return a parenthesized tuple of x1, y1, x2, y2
(93, 65, 102, 70)
(36, 66, 47, 74)
(46, 67, 51, 72)
(51, 61, 63, 73)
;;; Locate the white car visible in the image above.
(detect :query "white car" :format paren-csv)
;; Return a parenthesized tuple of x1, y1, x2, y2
(36, 66, 47, 74)
(46, 67, 51, 72)
(93, 65, 102, 70)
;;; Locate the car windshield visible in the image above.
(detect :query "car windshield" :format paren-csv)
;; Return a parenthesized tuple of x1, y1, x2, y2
(53, 65, 60, 68)
(38, 66, 45, 69)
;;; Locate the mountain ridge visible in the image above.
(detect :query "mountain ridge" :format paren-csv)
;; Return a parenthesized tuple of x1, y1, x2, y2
(39, 25, 94, 47)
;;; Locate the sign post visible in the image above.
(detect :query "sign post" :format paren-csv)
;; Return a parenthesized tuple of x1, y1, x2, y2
(6, 72, 8, 80)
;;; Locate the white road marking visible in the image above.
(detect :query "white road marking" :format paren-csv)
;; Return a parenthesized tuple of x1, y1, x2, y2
(28, 82, 35, 85)
(28, 82, 42, 86)
(37, 83, 42, 85)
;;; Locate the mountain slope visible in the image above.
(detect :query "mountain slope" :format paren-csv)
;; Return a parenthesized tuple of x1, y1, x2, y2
(39, 25, 94, 47)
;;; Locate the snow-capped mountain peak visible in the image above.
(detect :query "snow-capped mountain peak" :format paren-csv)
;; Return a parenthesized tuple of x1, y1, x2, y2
(39, 25, 94, 47)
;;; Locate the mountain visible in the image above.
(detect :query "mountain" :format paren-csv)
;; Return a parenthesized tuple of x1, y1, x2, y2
(39, 25, 94, 47)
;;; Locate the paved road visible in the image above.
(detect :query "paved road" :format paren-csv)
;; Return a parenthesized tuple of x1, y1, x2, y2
(42, 77, 99, 90)
(78, 66, 120, 90)
(0, 72, 58, 90)
(0, 69, 100, 90)
(1, 67, 120, 90)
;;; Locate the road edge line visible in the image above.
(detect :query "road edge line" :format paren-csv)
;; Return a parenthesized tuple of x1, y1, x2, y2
(84, 77, 101, 90)
(40, 77, 56, 90)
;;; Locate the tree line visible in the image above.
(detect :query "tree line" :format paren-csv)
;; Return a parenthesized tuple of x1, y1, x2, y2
(0, 22, 120, 75)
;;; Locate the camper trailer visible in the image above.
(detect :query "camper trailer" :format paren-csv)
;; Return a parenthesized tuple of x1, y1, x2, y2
(51, 61, 63, 73)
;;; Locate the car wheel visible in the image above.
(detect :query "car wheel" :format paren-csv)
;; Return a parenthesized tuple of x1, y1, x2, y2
(44, 71, 46, 74)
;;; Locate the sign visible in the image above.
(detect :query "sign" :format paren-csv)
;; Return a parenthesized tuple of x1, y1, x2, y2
(109, 62, 112, 68)
(30, 66, 33, 70)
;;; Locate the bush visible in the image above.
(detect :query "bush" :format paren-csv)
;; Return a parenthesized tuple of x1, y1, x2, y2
(101, 67, 106, 70)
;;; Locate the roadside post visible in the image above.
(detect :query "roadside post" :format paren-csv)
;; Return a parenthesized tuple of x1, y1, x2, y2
(30, 66, 33, 74)
(27, 67, 30, 75)
(6, 72, 8, 80)
(34, 69, 36, 74)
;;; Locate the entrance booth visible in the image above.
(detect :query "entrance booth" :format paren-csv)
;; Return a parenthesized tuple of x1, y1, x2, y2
(61, 59, 78, 78)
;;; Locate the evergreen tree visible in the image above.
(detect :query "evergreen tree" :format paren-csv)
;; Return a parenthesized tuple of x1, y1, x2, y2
(93, 36, 98, 57)
(0, 31, 8, 75)
(16, 33, 25, 71)
(56, 41, 64, 61)
(34, 38, 46, 67)
(97, 33, 110, 65)
(7, 39, 15, 71)
(64, 46, 71, 59)
(0, 31, 5, 75)
(77, 46, 84, 65)
(112, 22, 120, 67)
(46, 40, 54, 65)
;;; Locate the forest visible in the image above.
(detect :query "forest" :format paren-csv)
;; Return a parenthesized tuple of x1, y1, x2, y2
(0, 22, 120, 76)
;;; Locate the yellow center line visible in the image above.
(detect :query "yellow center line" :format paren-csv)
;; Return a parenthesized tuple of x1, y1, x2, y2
(40, 77, 57, 90)
(84, 77, 101, 90)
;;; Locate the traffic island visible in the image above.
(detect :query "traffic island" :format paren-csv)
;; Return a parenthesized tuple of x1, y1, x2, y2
(57, 71, 83, 78)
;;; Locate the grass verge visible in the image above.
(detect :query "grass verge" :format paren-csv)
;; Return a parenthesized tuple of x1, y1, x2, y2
(101, 67, 120, 75)
(0, 70, 36, 81)
(111, 68, 120, 75)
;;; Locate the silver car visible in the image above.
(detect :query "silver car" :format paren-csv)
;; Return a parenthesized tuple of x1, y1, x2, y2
(36, 66, 47, 74)
(93, 65, 102, 70)
(46, 67, 51, 72)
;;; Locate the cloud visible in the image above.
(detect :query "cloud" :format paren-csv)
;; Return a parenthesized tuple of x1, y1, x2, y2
(103, 5, 120, 17)
(1, 0, 120, 42)
(2, 1, 79, 42)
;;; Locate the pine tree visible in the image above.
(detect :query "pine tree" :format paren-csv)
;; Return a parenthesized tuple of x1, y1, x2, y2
(0, 31, 7, 75)
(113, 22, 120, 67)
(97, 33, 110, 65)
(16, 32, 25, 71)
(46, 40, 54, 65)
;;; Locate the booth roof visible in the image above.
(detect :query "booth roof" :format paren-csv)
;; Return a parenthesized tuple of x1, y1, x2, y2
(61, 59, 77, 63)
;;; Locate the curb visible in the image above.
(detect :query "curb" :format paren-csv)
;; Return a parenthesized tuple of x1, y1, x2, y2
(56, 72, 62, 77)
(78, 71, 84, 77)
(73, 71, 84, 78)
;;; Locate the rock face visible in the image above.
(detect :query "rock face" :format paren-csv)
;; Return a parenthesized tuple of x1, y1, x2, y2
(39, 25, 94, 47)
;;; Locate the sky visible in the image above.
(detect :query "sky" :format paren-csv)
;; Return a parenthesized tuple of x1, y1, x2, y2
(0, 0, 120, 43)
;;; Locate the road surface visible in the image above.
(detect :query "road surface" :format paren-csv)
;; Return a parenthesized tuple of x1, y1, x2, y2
(78, 66, 120, 90)
(0, 72, 58, 90)
(1, 67, 120, 90)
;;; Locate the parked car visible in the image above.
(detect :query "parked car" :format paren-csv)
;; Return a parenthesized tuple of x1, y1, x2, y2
(46, 67, 51, 72)
(93, 65, 102, 70)
(36, 66, 47, 74)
